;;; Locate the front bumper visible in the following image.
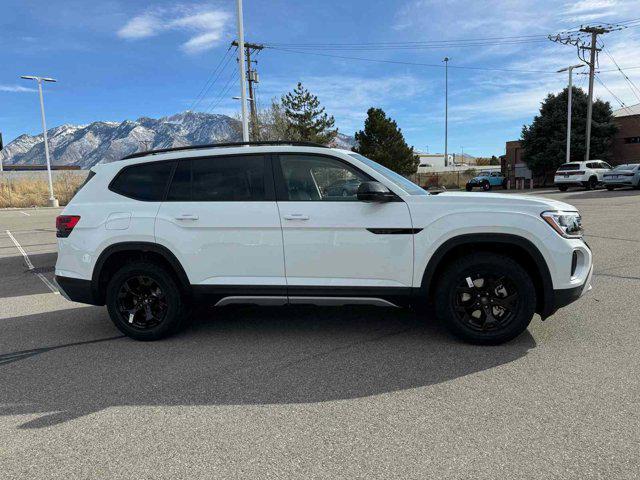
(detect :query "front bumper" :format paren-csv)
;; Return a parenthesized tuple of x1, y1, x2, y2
(551, 265, 593, 311)
(54, 275, 101, 305)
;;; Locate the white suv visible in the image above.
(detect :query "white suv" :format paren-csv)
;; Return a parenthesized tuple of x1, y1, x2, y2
(55, 142, 593, 344)
(554, 160, 612, 191)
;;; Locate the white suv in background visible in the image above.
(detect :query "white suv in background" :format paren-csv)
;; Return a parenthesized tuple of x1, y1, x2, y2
(55, 142, 593, 345)
(554, 160, 612, 191)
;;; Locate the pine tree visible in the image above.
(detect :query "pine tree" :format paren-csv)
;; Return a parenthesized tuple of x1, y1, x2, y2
(281, 82, 338, 144)
(521, 87, 617, 183)
(353, 107, 419, 175)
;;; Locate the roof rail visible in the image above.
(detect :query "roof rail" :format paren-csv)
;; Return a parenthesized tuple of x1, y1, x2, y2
(121, 141, 328, 160)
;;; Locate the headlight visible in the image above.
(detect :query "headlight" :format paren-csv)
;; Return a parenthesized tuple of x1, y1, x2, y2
(541, 211, 583, 238)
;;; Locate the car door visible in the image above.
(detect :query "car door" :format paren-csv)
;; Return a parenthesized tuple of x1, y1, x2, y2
(597, 161, 612, 181)
(155, 154, 286, 291)
(274, 153, 415, 294)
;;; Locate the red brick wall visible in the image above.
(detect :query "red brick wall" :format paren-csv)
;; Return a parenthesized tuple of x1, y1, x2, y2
(612, 115, 640, 164)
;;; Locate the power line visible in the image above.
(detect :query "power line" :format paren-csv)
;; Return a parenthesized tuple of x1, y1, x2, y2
(265, 46, 558, 74)
(205, 68, 240, 114)
(188, 46, 235, 112)
(599, 43, 640, 103)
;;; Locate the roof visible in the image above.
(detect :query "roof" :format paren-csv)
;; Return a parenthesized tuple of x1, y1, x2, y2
(613, 103, 640, 118)
(120, 141, 327, 160)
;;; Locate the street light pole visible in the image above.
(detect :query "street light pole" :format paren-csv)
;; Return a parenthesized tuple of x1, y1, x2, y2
(235, 0, 249, 142)
(557, 64, 585, 164)
(21, 75, 58, 207)
(443, 57, 449, 167)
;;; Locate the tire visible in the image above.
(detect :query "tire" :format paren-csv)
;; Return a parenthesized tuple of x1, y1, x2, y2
(606, 185, 615, 191)
(501, 179, 508, 188)
(434, 252, 536, 345)
(585, 176, 597, 190)
(465, 184, 473, 192)
(482, 181, 491, 191)
(558, 185, 568, 192)
(106, 261, 188, 341)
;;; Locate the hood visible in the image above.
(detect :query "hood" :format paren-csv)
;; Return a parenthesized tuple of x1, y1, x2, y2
(432, 191, 577, 212)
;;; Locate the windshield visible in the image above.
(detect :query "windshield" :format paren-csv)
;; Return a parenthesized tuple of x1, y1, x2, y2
(348, 153, 428, 196)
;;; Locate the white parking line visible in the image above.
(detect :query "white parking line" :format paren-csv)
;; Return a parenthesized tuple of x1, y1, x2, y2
(5, 229, 59, 294)
(20, 211, 31, 216)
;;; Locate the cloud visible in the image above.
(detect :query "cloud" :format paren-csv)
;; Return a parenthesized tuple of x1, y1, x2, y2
(0, 85, 37, 93)
(117, 4, 231, 53)
(255, 75, 425, 133)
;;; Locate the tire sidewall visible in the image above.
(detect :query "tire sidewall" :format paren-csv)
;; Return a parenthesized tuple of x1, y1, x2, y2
(435, 254, 536, 344)
(106, 262, 184, 341)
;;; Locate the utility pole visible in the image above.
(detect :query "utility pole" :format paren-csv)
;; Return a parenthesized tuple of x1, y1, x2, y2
(580, 26, 610, 162)
(235, 0, 249, 142)
(557, 64, 585, 163)
(550, 25, 615, 162)
(232, 40, 264, 138)
(21, 75, 58, 207)
(443, 57, 449, 167)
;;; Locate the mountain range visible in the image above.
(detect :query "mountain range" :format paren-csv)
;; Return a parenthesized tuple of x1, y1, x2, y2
(0, 111, 355, 169)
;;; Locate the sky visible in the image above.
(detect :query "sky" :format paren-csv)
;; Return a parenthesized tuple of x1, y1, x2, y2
(2, 0, 640, 157)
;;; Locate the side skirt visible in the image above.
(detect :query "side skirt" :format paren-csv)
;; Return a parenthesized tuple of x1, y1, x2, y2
(192, 285, 416, 308)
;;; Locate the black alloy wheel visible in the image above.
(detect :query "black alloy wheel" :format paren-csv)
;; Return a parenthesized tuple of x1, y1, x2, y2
(452, 273, 519, 333)
(106, 261, 187, 340)
(434, 252, 536, 344)
(116, 275, 167, 330)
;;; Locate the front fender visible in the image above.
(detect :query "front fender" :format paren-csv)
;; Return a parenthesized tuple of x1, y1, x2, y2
(411, 210, 561, 289)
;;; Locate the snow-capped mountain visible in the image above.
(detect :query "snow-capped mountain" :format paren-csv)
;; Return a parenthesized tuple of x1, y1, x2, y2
(1, 111, 356, 169)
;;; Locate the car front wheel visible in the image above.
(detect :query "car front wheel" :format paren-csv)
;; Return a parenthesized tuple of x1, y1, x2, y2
(482, 181, 491, 191)
(106, 261, 188, 341)
(558, 185, 568, 192)
(465, 184, 473, 191)
(435, 252, 536, 344)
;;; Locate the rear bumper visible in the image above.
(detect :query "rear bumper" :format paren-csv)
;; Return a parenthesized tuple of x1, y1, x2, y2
(54, 275, 101, 305)
(554, 179, 586, 186)
(602, 179, 634, 186)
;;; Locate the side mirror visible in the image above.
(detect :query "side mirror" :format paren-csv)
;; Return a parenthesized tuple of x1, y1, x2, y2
(357, 181, 395, 202)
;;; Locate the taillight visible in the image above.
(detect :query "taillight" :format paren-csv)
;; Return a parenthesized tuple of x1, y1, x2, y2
(56, 215, 81, 238)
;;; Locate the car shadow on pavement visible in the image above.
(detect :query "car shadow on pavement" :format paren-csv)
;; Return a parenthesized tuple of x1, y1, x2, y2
(0, 304, 536, 429)
(0, 252, 58, 299)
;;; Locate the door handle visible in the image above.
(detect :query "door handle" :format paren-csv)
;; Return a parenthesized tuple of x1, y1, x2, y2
(175, 214, 199, 221)
(283, 214, 309, 221)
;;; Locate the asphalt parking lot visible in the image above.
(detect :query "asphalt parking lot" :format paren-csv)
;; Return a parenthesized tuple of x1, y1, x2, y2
(1, 188, 639, 479)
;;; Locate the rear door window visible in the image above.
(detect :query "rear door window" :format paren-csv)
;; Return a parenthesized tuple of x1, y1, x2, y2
(166, 155, 267, 202)
(110, 161, 174, 201)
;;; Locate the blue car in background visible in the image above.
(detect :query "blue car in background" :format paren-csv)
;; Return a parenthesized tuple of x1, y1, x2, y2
(466, 171, 506, 191)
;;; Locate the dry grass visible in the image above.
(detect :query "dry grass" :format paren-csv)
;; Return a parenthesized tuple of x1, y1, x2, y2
(0, 172, 86, 208)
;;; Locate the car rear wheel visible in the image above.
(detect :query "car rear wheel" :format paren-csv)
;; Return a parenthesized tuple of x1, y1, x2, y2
(435, 252, 536, 344)
(465, 184, 473, 191)
(106, 261, 188, 341)
(558, 185, 568, 192)
(585, 176, 597, 190)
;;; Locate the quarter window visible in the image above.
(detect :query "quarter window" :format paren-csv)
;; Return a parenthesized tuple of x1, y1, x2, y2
(110, 161, 174, 201)
(278, 155, 369, 201)
(167, 155, 266, 202)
